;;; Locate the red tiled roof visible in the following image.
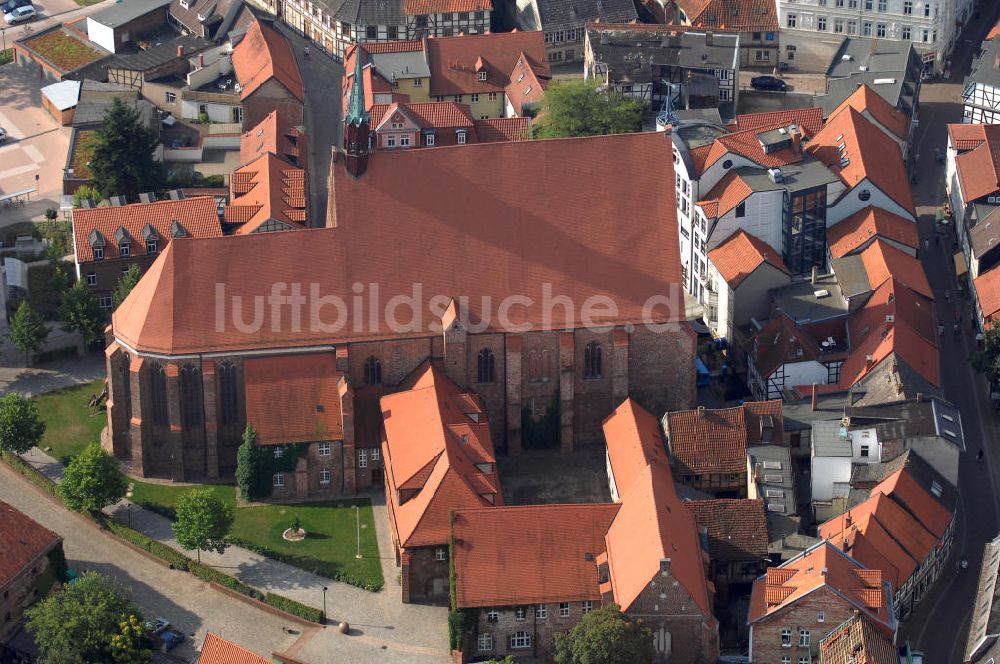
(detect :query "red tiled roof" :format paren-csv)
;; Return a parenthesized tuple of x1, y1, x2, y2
(707, 229, 789, 288)
(700, 122, 806, 173)
(72, 197, 222, 263)
(873, 467, 953, 538)
(975, 267, 1000, 325)
(948, 123, 989, 151)
(452, 503, 620, 607)
(382, 362, 500, 549)
(0, 500, 61, 588)
(827, 206, 919, 258)
(805, 106, 915, 216)
(839, 278, 939, 390)
(504, 50, 549, 116)
(243, 353, 344, 445)
(989, 18, 1000, 41)
(232, 21, 304, 102)
(363, 40, 424, 54)
(697, 171, 753, 220)
(751, 312, 822, 379)
(748, 541, 894, 632)
(370, 101, 474, 130)
(226, 152, 306, 233)
(665, 401, 783, 476)
(858, 239, 932, 299)
(687, 498, 768, 561)
(731, 107, 824, 134)
(474, 117, 530, 142)
(427, 32, 550, 97)
(828, 84, 909, 141)
(404, 0, 491, 13)
(239, 110, 305, 169)
(954, 124, 1000, 203)
(819, 614, 898, 664)
(114, 132, 682, 355)
(197, 632, 271, 664)
(603, 397, 669, 499)
(676, 0, 778, 32)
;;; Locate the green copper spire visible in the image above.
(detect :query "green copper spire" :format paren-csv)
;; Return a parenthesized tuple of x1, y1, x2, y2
(346, 43, 369, 127)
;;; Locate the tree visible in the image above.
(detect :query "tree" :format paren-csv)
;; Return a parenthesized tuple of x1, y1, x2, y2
(236, 425, 270, 502)
(0, 393, 45, 455)
(58, 443, 128, 513)
(60, 280, 104, 349)
(113, 264, 143, 308)
(26, 571, 142, 664)
(534, 80, 645, 139)
(172, 487, 234, 563)
(975, 325, 1000, 385)
(109, 615, 153, 664)
(89, 99, 164, 198)
(9, 301, 49, 365)
(72, 185, 101, 208)
(49, 264, 71, 294)
(554, 605, 654, 664)
(487, 658, 516, 664)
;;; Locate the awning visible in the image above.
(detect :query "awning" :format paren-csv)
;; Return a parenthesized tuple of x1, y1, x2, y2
(955, 252, 969, 277)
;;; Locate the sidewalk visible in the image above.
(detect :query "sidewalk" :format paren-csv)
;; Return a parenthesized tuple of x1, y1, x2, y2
(15, 444, 448, 658)
(0, 345, 105, 397)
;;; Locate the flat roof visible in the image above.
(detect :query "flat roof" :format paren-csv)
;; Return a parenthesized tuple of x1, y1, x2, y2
(827, 37, 912, 78)
(90, 0, 171, 27)
(771, 273, 849, 324)
(737, 158, 840, 195)
(586, 27, 739, 82)
(41, 79, 81, 111)
(969, 37, 1000, 91)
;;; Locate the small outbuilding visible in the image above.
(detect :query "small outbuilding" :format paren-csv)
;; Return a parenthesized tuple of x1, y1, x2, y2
(40, 79, 81, 125)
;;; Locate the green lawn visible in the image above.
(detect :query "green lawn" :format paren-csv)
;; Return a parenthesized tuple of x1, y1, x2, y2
(130, 482, 384, 590)
(0, 49, 13, 66)
(34, 380, 106, 465)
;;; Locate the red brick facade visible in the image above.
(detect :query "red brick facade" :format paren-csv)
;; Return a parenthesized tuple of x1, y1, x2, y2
(749, 588, 866, 664)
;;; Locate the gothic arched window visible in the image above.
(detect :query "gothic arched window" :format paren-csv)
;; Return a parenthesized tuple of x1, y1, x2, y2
(364, 356, 382, 385)
(477, 348, 496, 384)
(584, 342, 602, 380)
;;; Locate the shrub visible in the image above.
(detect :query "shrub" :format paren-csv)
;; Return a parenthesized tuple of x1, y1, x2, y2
(448, 609, 477, 651)
(0, 451, 58, 497)
(44, 208, 58, 221)
(264, 593, 324, 623)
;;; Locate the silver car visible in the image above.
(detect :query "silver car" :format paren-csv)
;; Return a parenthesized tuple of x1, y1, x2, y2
(4, 4, 36, 24)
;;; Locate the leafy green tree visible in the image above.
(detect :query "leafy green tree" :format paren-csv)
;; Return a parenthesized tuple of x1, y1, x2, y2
(72, 185, 101, 208)
(89, 99, 164, 198)
(26, 571, 142, 664)
(487, 657, 516, 664)
(172, 487, 234, 563)
(60, 280, 104, 349)
(113, 264, 143, 308)
(0, 392, 45, 455)
(109, 614, 153, 664)
(534, 80, 645, 138)
(236, 425, 270, 501)
(975, 325, 1000, 385)
(554, 605, 654, 664)
(9, 301, 49, 365)
(49, 264, 71, 294)
(58, 443, 128, 513)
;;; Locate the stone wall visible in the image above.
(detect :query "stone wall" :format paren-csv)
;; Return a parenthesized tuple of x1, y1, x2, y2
(750, 587, 863, 664)
(472, 601, 592, 659)
(0, 546, 56, 641)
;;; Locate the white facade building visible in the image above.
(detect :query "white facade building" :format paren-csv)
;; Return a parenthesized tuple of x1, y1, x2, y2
(776, 0, 976, 74)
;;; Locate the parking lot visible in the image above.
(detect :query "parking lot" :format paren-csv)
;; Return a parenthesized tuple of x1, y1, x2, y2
(0, 61, 71, 224)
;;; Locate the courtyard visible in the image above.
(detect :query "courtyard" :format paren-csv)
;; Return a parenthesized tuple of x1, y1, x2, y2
(498, 445, 611, 505)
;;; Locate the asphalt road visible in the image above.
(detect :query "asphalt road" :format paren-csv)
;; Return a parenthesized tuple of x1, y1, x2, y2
(896, 3, 1000, 660)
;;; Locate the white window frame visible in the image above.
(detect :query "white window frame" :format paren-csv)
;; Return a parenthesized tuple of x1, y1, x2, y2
(799, 630, 810, 647)
(559, 602, 570, 617)
(319, 467, 331, 484)
(817, 610, 825, 622)
(477, 633, 493, 651)
(510, 631, 531, 649)
(274, 447, 284, 458)
(273, 473, 285, 487)
(99, 295, 113, 310)
(582, 601, 593, 614)
(425, 133, 435, 146)
(515, 607, 526, 621)
(86, 272, 97, 286)
(165, 91, 176, 104)
(359, 449, 368, 468)
(146, 240, 157, 254)
(319, 441, 331, 456)
(781, 628, 792, 646)
(477, 71, 487, 81)
(371, 446, 380, 461)
(93, 247, 104, 260)
(400, 135, 411, 147)
(119, 243, 130, 257)
(486, 608, 499, 621)
(434, 547, 446, 561)
(535, 604, 547, 619)
(457, 131, 467, 145)
(470, 93, 479, 102)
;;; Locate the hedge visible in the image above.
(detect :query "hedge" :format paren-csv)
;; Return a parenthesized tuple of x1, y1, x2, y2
(227, 536, 383, 592)
(1, 453, 324, 624)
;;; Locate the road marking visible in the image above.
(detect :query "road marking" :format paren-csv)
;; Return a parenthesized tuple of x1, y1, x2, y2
(22, 144, 45, 164)
(0, 111, 23, 139)
(0, 163, 39, 180)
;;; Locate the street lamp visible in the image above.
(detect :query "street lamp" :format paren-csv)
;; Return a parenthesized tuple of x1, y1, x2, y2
(354, 505, 362, 559)
(125, 486, 134, 528)
(321, 586, 328, 623)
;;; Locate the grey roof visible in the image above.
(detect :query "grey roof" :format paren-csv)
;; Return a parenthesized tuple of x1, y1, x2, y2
(90, 0, 172, 28)
(73, 98, 159, 128)
(674, 107, 722, 124)
(771, 273, 849, 324)
(971, 207, 1000, 260)
(81, 79, 134, 93)
(169, 0, 251, 40)
(108, 35, 209, 72)
(782, 391, 851, 432)
(367, 51, 430, 81)
(966, 532, 1000, 663)
(811, 420, 852, 457)
(841, 397, 964, 451)
(820, 38, 920, 115)
(536, 0, 636, 30)
(320, 0, 405, 25)
(849, 354, 941, 408)
(967, 37, 1000, 94)
(736, 158, 840, 195)
(41, 80, 81, 111)
(748, 444, 796, 516)
(586, 27, 738, 86)
(830, 253, 871, 299)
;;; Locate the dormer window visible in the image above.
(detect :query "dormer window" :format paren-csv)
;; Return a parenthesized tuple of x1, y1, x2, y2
(457, 130, 467, 145)
(93, 247, 104, 260)
(146, 240, 158, 254)
(170, 220, 188, 238)
(88, 229, 106, 259)
(115, 227, 132, 257)
(120, 243, 130, 257)
(142, 223, 159, 254)
(179, 0, 189, 8)
(478, 71, 487, 81)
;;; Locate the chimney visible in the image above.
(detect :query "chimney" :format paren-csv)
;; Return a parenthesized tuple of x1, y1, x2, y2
(811, 383, 818, 411)
(705, 31, 712, 46)
(659, 558, 672, 575)
(176, 45, 184, 58)
(199, 53, 205, 67)
(810, 266, 818, 285)
(697, 405, 705, 418)
(790, 127, 802, 154)
(865, 354, 874, 370)
(846, 512, 852, 526)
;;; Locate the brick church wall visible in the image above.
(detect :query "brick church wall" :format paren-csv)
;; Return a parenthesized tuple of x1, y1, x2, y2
(750, 587, 860, 664)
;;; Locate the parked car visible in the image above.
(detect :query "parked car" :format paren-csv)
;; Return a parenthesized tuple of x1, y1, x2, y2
(3, 4, 36, 23)
(750, 75, 788, 92)
(145, 618, 169, 636)
(0, 0, 30, 14)
(158, 630, 185, 652)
